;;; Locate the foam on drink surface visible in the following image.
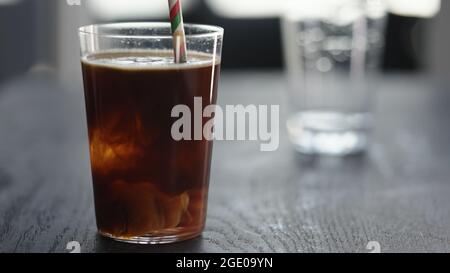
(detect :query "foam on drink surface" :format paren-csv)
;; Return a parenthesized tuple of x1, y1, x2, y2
(82, 50, 218, 70)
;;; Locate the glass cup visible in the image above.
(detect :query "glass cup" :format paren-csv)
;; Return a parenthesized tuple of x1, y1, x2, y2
(282, 0, 387, 155)
(79, 23, 223, 244)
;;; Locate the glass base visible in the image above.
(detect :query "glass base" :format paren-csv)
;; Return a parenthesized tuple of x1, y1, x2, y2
(287, 111, 371, 156)
(98, 228, 202, 244)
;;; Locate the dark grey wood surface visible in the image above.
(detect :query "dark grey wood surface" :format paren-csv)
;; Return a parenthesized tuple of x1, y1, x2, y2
(0, 71, 449, 253)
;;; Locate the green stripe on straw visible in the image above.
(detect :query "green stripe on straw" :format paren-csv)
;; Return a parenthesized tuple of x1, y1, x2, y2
(171, 13, 182, 33)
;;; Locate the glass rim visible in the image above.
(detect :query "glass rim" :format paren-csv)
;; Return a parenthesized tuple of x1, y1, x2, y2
(79, 22, 224, 39)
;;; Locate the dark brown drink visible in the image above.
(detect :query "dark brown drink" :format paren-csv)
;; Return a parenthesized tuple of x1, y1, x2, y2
(81, 51, 220, 242)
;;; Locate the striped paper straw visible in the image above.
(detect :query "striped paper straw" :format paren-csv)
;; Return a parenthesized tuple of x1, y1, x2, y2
(168, 0, 188, 63)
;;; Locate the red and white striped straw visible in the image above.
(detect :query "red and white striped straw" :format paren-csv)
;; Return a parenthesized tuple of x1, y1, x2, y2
(168, 0, 188, 63)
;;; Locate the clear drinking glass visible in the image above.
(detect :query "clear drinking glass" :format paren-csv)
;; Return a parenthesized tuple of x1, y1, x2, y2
(282, 0, 387, 155)
(79, 23, 223, 244)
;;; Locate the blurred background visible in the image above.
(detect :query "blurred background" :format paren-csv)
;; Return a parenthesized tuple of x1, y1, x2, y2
(0, 0, 448, 85)
(1, 0, 450, 253)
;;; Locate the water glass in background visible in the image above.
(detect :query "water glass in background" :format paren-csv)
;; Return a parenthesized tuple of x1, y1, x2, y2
(282, 0, 387, 155)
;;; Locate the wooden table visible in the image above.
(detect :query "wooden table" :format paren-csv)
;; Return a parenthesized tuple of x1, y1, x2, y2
(0, 71, 449, 253)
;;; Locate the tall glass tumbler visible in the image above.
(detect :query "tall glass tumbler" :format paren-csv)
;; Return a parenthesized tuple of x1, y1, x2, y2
(282, 0, 386, 155)
(79, 23, 223, 244)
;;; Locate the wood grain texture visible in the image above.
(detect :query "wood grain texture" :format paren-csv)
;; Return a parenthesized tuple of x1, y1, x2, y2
(0, 72, 449, 253)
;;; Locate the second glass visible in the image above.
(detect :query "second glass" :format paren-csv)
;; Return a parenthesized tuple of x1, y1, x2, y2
(79, 23, 223, 244)
(282, 0, 387, 155)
